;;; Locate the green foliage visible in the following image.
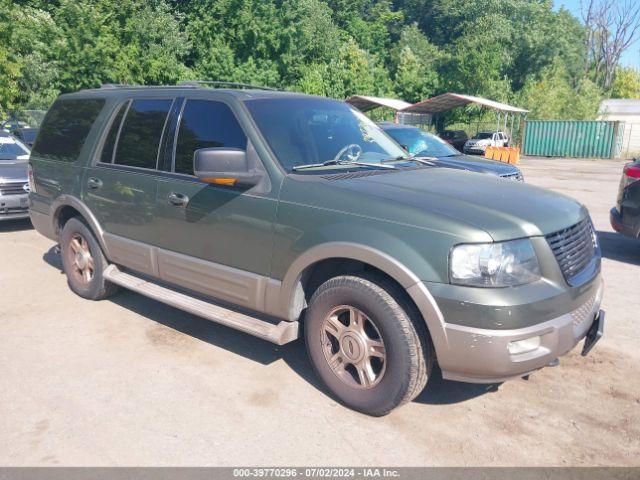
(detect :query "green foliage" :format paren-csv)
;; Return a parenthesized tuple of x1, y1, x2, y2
(611, 67, 640, 99)
(516, 60, 602, 120)
(390, 24, 441, 102)
(0, 0, 621, 123)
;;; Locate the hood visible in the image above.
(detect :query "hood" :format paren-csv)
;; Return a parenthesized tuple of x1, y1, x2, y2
(307, 167, 585, 241)
(0, 161, 28, 182)
(429, 154, 518, 176)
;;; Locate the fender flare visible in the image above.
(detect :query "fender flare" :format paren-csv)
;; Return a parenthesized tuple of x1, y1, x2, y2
(271, 242, 448, 354)
(49, 195, 111, 258)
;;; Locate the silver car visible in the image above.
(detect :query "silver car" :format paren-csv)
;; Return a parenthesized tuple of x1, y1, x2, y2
(0, 132, 30, 221)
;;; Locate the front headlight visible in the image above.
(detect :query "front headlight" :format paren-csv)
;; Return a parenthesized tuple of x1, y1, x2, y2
(450, 239, 541, 287)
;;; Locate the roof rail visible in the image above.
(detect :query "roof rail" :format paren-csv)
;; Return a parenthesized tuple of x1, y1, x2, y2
(99, 83, 137, 89)
(178, 80, 276, 91)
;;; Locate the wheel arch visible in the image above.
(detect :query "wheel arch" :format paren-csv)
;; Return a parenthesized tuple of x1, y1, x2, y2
(50, 195, 110, 257)
(268, 242, 448, 355)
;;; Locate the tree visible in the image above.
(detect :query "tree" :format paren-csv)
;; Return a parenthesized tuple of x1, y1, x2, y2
(390, 24, 441, 102)
(517, 59, 602, 120)
(611, 66, 640, 98)
(581, 0, 640, 89)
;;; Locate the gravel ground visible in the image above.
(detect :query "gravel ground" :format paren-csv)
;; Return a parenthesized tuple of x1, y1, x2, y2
(1, 156, 638, 466)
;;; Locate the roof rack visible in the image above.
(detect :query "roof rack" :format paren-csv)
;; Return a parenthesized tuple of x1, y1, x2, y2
(178, 80, 276, 91)
(99, 83, 138, 89)
(93, 81, 277, 92)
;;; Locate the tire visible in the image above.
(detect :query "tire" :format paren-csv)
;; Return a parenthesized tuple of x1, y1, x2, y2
(304, 274, 432, 416)
(59, 217, 118, 300)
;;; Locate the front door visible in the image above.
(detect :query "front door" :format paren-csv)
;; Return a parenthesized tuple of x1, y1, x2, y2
(153, 99, 277, 311)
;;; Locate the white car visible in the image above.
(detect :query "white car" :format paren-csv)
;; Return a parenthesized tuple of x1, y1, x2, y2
(463, 131, 509, 155)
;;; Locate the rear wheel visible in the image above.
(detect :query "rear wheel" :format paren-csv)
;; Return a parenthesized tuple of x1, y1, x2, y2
(305, 274, 431, 416)
(60, 217, 118, 300)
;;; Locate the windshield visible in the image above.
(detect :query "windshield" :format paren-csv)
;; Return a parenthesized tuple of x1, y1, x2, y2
(385, 127, 458, 157)
(244, 97, 407, 171)
(473, 132, 493, 140)
(0, 136, 29, 159)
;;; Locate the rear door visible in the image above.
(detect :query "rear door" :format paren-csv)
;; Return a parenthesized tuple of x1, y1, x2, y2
(153, 98, 277, 311)
(83, 97, 176, 277)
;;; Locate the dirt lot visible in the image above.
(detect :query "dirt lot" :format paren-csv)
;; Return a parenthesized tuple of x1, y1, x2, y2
(1, 157, 639, 466)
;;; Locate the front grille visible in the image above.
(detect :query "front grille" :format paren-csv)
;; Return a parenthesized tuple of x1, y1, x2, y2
(0, 206, 28, 215)
(499, 171, 524, 182)
(571, 291, 598, 329)
(0, 182, 28, 196)
(546, 219, 597, 283)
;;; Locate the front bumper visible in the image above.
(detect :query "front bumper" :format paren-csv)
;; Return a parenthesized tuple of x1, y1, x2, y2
(610, 207, 638, 238)
(0, 193, 29, 221)
(432, 278, 604, 383)
(463, 147, 486, 155)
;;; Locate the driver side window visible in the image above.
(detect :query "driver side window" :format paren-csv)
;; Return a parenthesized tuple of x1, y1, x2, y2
(174, 100, 247, 176)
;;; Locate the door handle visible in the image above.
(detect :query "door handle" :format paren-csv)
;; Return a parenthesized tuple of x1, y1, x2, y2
(87, 177, 103, 189)
(167, 192, 189, 207)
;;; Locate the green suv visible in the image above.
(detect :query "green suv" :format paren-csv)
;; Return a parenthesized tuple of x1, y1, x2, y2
(29, 84, 604, 416)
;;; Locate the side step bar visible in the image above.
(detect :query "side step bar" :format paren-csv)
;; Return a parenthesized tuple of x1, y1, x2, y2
(103, 265, 299, 345)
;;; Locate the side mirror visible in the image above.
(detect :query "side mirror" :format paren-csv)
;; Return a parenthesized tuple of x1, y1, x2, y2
(193, 147, 261, 187)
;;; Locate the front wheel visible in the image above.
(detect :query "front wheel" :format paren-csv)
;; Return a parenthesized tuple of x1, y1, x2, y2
(305, 275, 431, 416)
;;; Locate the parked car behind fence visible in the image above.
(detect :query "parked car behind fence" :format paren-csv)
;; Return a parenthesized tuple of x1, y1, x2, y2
(464, 131, 509, 155)
(438, 129, 468, 151)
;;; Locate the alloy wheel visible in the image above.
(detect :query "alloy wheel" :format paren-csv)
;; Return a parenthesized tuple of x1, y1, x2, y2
(321, 305, 387, 389)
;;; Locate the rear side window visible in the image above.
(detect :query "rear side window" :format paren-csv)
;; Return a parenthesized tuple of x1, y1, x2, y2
(174, 100, 247, 175)
(114, 99, 173, 169)
(31, 98, 105, 162)
(100, 101, 129, 164)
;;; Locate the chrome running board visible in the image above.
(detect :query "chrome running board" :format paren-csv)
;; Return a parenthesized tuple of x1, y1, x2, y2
(103, 265, 299, 345)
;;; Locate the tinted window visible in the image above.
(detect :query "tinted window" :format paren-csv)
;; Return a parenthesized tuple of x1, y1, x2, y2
(114, 99, 172, 169)
(100, 101, 129, 164)
(174, 100, 247, 175)
(31, 98, 104, 162)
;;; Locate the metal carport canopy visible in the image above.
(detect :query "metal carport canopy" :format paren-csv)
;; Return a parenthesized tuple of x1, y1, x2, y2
(345, 95, 413, 112)
(401, 93, 528, 114)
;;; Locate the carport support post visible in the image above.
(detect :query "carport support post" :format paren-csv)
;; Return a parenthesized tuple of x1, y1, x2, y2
(509, 114, 515, 142)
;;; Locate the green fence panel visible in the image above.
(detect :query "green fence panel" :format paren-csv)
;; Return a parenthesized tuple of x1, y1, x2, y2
(523, 120, 617, 158)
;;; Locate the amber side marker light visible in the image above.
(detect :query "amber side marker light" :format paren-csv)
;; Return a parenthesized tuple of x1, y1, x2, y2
(203, 178, 237, 186)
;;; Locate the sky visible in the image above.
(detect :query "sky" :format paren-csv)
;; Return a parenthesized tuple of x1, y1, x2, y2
(555, 0, 640, 68)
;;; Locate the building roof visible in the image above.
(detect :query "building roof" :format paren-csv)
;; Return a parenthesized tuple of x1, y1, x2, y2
(401, 92, 528, 114)
(345, 95, 413, 112)
(599, 98, 640, 115)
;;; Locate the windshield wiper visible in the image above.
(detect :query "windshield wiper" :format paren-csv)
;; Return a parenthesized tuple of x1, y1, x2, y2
(383, 155, 438, 166)
(292, 159, 397, 171)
